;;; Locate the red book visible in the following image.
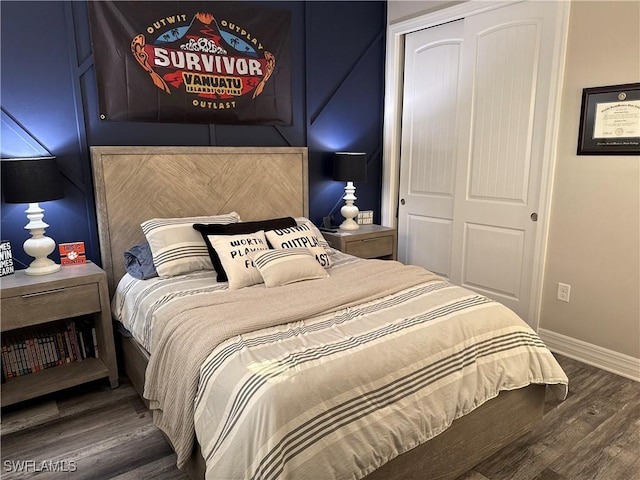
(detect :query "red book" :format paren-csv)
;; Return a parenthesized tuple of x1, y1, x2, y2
(68, 322, 82, 362)
(2, 345, 12, 378)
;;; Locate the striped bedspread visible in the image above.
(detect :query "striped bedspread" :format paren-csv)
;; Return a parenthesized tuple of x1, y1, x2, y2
(113, 253, 568, 479)
(192, 278, 567, 479)
(112, 269, 228, 352)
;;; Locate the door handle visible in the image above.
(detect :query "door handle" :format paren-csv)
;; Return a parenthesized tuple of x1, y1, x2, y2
(400, 198, 406, 205)
(530, 212, 538, 222)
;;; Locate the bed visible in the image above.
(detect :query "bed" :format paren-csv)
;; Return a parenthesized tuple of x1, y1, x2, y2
(91, 146, 567, 480)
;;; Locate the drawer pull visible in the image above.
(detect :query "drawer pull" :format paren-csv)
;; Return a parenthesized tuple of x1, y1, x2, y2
(363, 238, 384, 242)
(22, 288, 66, 298)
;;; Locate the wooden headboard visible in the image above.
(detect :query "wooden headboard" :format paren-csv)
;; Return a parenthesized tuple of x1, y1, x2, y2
(91, 146, 309, 294)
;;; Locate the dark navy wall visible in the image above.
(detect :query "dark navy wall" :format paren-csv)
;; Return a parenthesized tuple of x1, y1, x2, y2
(0, 1, 386, 270)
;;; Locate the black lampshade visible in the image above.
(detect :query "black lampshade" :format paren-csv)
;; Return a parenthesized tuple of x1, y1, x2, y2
(1, 157, 64, 204)
(333, 152, 367, 182)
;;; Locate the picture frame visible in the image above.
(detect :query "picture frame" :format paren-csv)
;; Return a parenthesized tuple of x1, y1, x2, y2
(577, 83, 640, 155)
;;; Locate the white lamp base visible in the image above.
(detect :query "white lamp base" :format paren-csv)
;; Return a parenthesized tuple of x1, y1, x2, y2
(22, 202, 61, 276)
(339, 181, 360, 230)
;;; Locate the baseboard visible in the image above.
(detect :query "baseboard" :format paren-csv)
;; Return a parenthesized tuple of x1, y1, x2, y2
(538, 328, 640, 382)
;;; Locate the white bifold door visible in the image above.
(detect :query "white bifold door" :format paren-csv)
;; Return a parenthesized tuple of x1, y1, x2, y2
(398, 1, 564, 324)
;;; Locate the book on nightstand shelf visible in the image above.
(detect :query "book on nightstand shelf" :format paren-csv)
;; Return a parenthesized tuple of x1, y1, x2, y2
(0, 317, 99, 380)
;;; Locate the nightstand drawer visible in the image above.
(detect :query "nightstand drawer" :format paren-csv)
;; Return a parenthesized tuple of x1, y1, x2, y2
(345, 235, 394, 259)
(1, 283, 101, 331)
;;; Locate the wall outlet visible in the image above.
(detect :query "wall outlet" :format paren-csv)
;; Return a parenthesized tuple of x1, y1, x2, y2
(557, 283, 571, 303)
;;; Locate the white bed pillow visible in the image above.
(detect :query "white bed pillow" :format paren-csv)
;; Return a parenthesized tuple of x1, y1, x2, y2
(251, 248, 329, 287)
(265, 223, 332, 268)
(294, 217, 333, 254)
(141, 212, 240, 278)
(206, 231, 269, 289)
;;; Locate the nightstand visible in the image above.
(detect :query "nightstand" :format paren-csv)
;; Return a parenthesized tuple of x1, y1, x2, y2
(0, 262, 118, 407)
(322, 224, 397, 260)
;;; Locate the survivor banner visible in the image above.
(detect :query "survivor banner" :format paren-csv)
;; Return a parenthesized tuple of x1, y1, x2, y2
(88, 2, 292, 125)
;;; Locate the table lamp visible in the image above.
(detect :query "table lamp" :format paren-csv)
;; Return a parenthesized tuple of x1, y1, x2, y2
(333, 152, 367, 230)
(1, 157, 65, 275)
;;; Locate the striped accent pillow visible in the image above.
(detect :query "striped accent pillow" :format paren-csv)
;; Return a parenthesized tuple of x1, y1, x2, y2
(141, 212, 240, 278)
(252, 248, 328, 288)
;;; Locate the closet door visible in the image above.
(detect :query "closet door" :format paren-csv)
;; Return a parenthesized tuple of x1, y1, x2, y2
(398, 1, 564, 324)
(397, 19, 464, 278)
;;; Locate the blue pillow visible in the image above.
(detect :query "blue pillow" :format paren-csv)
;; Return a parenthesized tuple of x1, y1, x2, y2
(124, 241, 158, 280)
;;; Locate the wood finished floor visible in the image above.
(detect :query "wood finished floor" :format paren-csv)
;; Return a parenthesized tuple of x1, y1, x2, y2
(1, 354, 638, 480)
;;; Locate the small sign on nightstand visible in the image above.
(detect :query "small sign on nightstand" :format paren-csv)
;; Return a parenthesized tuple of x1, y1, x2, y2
(0, 241, 15, 277)
(59, 242, 87, 266)
(357, 210, 373, 225)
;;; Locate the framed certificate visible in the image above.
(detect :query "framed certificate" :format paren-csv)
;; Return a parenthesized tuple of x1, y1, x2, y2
(577, 83, 640, 155)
